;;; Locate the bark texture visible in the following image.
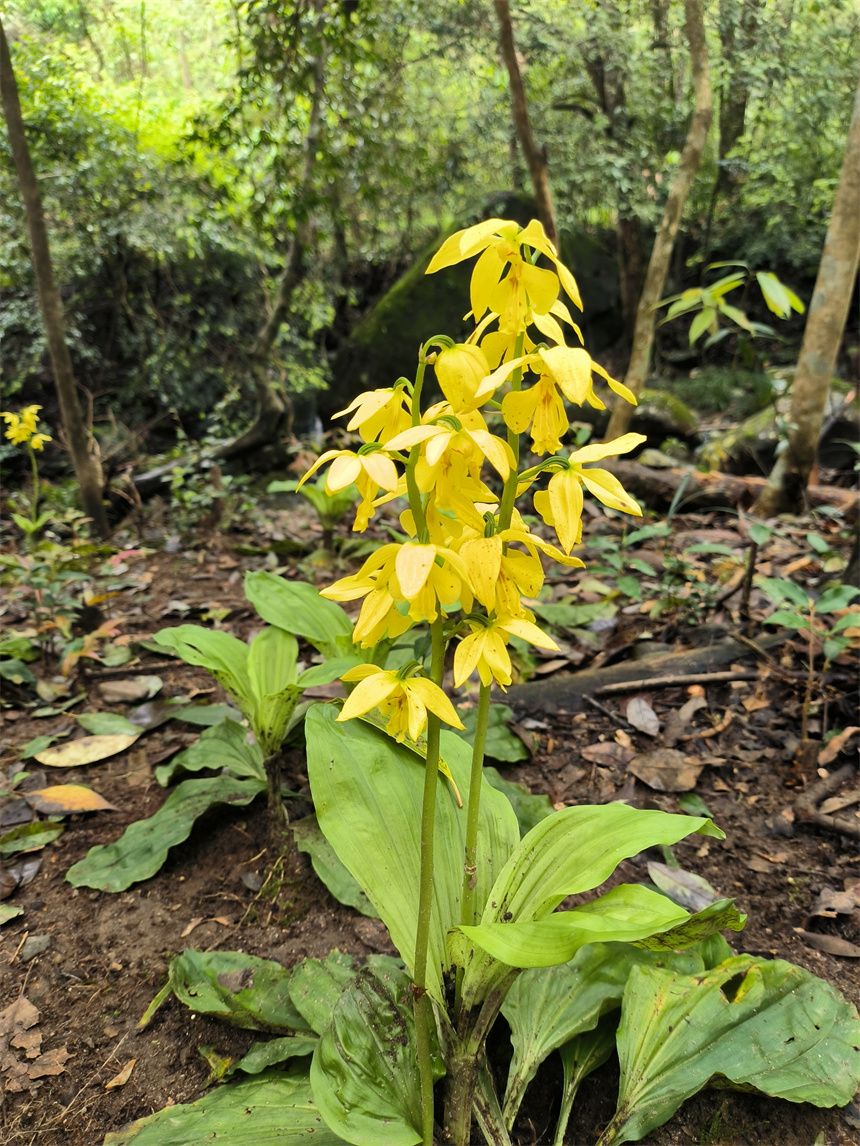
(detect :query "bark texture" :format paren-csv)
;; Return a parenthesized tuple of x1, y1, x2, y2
(756, 71, 860, 515)
(494, 0, 558, 248)
(605, 0, 713, 440)
(0, 17, 109, 536)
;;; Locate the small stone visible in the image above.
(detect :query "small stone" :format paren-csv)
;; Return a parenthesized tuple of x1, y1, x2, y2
(20, 935, 51, 963)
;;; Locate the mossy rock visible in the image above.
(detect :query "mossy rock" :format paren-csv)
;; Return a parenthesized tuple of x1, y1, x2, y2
(327, 192, 621, 417)
(632, 388, 699, 438)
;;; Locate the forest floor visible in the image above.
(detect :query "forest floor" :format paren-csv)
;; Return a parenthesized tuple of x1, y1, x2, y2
(1, 494, 859, 1145)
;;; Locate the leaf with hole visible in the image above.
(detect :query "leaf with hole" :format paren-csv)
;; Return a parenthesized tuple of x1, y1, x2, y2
(601, 956, 860, 1145)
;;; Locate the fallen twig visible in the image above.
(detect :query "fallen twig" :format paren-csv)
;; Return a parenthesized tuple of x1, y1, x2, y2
(795, 762, 860, 839)
(593, 670, 759, 696)
(582, 694, 633, 728)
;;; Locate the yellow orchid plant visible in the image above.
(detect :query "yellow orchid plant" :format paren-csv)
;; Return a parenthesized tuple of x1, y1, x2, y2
(301, 220, 748, 1146)
(1, 404, 53, 543)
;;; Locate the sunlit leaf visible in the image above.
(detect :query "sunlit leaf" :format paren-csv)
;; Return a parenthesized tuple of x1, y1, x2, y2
(35, 732, 140, 768)
(24, 784, 117, 815)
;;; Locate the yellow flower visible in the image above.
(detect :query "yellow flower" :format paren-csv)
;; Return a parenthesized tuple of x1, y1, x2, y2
(337, 664, 464, 743)
(433, 343, 491, 412)
(298, 446, 399, 531)
(29, 433, 52, 451)
(521, 434, 647, 554)
(476, 347, 636, 411)
(334, 387, 412, 444)
(453, 615, 558, 690)
(501, 372, 568, 455)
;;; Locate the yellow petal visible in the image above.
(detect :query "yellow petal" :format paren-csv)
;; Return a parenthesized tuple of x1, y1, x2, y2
(537, 346, 592, 404)
(501, 617, 559, 651)
(468, 430, 512, 480)
(338, 673, 400, 721)
(384, 425, 441, 452)
(530, 309, 566, 346)
(547, 469, 585, 554)
(521, 262, 559, 314)
(426, 219, 508, 273)
(407, 678, 465, 729)
(327, 453, 362, 490)
(341, 664, 385, 682)
(453, 630, 484, 687)
(296, 449, 343, 490)
(578, 467, 643, 515)
(360, 451, 399, 491)
(501, 387, 539, 434)
(470, 244, 507, 322)
(460, 537, 502, 610)
(473, 354, 535, 403)
(396, 544, 437, 599)
(569, 433, 646, 465)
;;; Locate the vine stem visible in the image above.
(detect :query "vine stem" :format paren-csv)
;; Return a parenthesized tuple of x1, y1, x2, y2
(414, 617, 446, 1145)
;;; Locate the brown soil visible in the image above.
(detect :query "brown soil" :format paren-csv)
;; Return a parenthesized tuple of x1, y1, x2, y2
(1, 528, 859, 1146)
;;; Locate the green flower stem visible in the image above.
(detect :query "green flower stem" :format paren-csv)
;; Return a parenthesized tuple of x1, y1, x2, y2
(497, 331, 525, 534)
(29, 446, 40, 527)
(460, 682, 490, 928)
(413, 616, 446, 1146)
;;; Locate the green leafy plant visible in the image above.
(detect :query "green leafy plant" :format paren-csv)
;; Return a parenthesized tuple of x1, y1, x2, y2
(113, 221, 860, 1146)
(268, 475, 359, 552)
(65, 575, 358, 892)
(759, 576, 860, 740)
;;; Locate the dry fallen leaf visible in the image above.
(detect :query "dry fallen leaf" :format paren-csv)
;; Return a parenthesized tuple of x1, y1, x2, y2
(0, 997, 40, 1035)
(741, 689, 771, 713)
(35, 733, 140, 768)
(746, 856, 772, 873)
(28, 1046, 72, 1078)
(626, 696, 660, 737)
(818, 727, 860, 767)
(580, 742, 635, 767)
(99, 676, 163, 704)
(662, 695, 708, 747)
(820, 789, 860, 816)
(627, 748, 703, 792)
(105, 1059, 136, 1089)
(24, 785, 118, 815)
(795, 929, 860, 959)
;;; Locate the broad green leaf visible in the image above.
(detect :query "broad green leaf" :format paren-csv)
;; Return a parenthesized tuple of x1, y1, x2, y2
(0, 658, 36, 684)
(501, 942, 705, 1130)
(0, 821, 64, 855)
(177, 703, 243, 726)
(288, 951, 360, 1034)
(305, 705, 518, 1003)
(531, 600, 616, 630)
(248, 626, 302, 755)
(458, 703, 529, 763)
(291, 815, 379, 918)
(19, 732, 66, 759)
(103, 1070, 344, 1145)
(816, 585, 860, 613)
(227, 1036, 318, 1076)
(161, 948, 312, 1032)
(66, 776, 264, 891)
(806, 532, 831, 555)
(484, 767, 553, 836)
(0, 904, 24, 925)
(602, 957, 860, 1145)
(153, 625, 253, 713)
(244, 572, 353, 657)
(757, 576, 808, 609)
(756, 270, 792, 317)
(310, 963, 443, 1146)
(616, 574, 641, 601)
(461, 884, 690, 968)
(632, 898, 745, 950)
(555, 1017, 617, 1146)
(0, 636, 39, 661)
(458, 804, 723, 1009)
(748, 523, 773, 546)
(765, 609, 810, 630)
(830, 613, 860, 633)
(688, 307, 716, 345)
(155, 719, 264, 786)
(297, 654, 361, 688)
(76, 712, 140, 736)
(718, 303, 754, 332)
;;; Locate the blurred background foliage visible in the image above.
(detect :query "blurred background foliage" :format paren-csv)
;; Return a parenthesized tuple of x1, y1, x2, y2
(0, 0, 857, 462)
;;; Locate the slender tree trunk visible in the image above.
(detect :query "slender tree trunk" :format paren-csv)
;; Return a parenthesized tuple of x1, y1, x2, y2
(755, 71, 860, 516)
(494, 0, 558, 248)
(0, 18, 109, 537)
(605, 0, 712, 440)
(219, 17, 327, 461)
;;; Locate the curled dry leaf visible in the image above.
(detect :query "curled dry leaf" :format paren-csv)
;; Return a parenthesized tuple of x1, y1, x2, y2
(662, 695, 708, 747)
(105, 1059, 136, 1089)
(99, 676, 163, 705)
(580, 742, 635, 767)
(795, 929, 860, 959)
(818, 727, 860, 767)
(27, 1046, 72, 1078)
(35, 733, 140, 768)
(628, 748, 704, 793)
(24, 785, 118, 816)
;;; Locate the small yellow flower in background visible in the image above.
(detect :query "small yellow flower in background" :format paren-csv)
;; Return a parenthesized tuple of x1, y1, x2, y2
(338, 664, 464, 743)
(2, 406, 50, 448)
(453, 615, 558, 690)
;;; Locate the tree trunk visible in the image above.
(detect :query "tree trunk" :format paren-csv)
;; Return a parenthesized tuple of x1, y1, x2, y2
(755, 71, 860, 516)
(617, 211, 646, 341)
(494, 0, 558, 248)
(223, 11, 327, 460)
(0, 18, 109, 537)
(605, 0, 713, 441)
